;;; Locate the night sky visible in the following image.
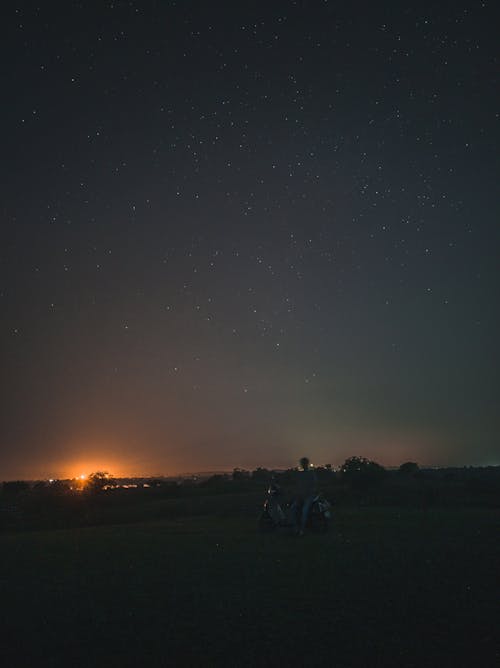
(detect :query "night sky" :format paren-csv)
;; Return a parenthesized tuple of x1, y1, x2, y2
(2, 1, 499, 479)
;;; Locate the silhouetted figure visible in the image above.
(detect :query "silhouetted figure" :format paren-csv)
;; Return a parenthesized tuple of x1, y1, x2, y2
(267, 476, 286, 525)
(295, 457, 317, 535)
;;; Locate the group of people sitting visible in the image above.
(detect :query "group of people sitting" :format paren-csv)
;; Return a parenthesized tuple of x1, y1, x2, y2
(268, 456, 318, 535)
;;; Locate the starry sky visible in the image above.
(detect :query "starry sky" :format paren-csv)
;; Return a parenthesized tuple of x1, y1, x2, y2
(1, 1, 499, 479)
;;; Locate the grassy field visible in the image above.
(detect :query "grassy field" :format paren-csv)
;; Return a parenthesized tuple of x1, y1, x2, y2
(1, 498, 498, 667)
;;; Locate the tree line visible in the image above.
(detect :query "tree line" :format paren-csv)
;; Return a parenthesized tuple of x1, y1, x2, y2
(1, 458, 498, 533)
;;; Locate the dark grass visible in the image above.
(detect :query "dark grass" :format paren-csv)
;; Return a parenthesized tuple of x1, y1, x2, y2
(1, 499, 499, 667)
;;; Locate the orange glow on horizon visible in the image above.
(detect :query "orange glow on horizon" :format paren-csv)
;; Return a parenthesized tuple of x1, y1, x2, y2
(63, 459, 124, 480)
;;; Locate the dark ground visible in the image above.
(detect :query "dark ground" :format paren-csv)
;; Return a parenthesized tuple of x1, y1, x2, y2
(1, 497, 499, 667)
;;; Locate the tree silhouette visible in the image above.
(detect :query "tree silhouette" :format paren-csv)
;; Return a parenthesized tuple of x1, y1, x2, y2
(86, 471, 113, 493)
(399, 462, 420, 476)
(340, 456, 386, 489)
